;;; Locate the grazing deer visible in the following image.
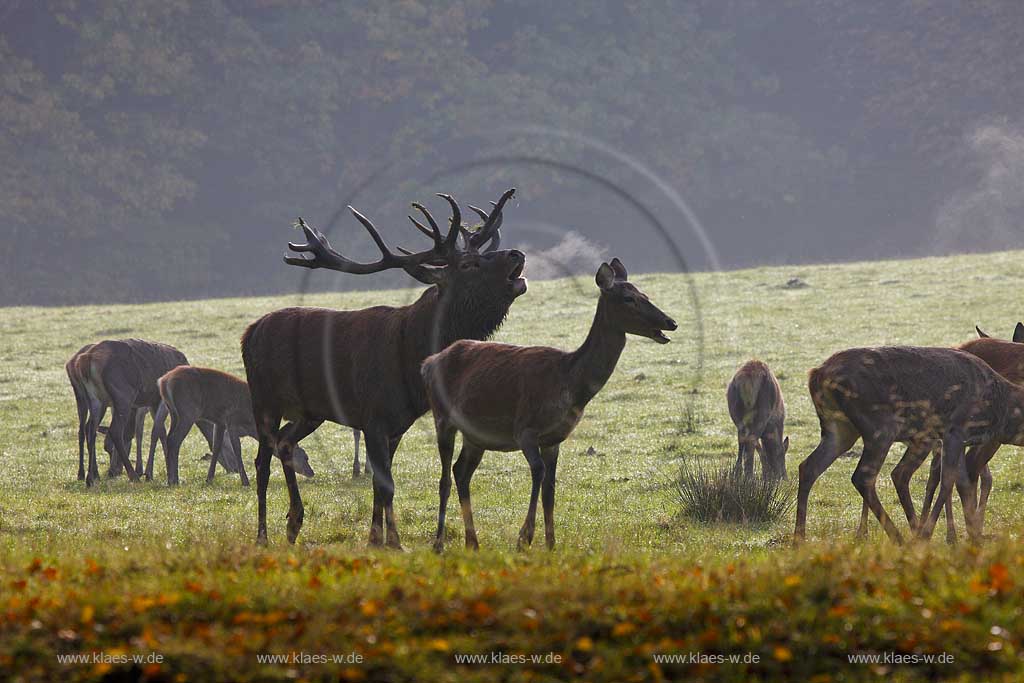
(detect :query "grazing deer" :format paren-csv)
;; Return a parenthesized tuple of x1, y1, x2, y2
(70, 340, 184, 486)
(726, 360, 789, 480)
(68, 344, 158, 479)
(242, 188, 525, 546)
(422, 258, 676, 552)
(855, 331, 1019, 542)
(158, 366, 313, 487)
(67, 344, 148, 479)
(795, 346, 1024, 544)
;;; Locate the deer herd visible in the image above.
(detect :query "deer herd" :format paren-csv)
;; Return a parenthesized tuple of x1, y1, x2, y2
(63, 187, 1024, 551)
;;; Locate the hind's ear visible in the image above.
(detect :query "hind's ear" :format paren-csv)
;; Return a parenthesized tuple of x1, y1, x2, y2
(596, 263, 616, 290)
(1013, 322, 1024, 343)
(609, 257, 628, 281)
(782, 436, 790, 454)
(96, 425, 109, 434)
(976, 325, 989, 338)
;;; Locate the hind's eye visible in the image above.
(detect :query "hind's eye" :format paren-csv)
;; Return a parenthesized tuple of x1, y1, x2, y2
(623, 296, 636, 304)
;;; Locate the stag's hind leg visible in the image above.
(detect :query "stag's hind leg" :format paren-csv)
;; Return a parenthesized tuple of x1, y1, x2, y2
(453, 440, 486, 550)
(795, 424, 858, 541)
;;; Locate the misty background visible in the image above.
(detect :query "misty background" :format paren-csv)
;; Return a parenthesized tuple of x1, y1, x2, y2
(2, 0, 1023, 306)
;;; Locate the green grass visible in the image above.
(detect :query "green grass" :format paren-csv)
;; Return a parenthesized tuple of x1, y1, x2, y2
(2, 250, 1024, 682)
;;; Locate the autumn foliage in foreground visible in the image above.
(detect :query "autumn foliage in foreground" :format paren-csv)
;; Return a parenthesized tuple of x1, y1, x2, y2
(0, 541, 1020, 683)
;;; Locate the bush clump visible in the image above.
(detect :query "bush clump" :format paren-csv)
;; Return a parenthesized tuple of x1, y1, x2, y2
(673, 460, 794, 524)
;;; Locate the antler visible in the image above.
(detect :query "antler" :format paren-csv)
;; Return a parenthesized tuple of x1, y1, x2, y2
(465, 188, 515, 252)
(285, 207, 455, 284)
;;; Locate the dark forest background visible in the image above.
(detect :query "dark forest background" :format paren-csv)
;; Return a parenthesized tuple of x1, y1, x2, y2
(2, 0, 1023, 305)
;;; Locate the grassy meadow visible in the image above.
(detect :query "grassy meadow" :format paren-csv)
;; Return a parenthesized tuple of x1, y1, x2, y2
(2, 251, 1024, 681)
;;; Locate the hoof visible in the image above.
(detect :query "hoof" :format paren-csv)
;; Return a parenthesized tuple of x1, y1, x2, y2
(256, 534, 268, 547)
(368, 526, 384, 547)
(286, 509, 304, 544)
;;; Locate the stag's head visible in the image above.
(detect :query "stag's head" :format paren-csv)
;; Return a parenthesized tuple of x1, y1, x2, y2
(285, 188, 526, 303)
(284, 188, 525, 345)
(595, 258, 677, 343)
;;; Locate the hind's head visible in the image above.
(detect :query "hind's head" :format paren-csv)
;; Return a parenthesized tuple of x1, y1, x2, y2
(595, 259, 677, 343)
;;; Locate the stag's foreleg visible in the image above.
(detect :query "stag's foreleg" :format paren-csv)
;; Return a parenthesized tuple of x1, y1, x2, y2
(518, 436, 546, 550)
(433, 423, 457, 553)
(132, 408, 146, 476)
(541, 444, 559, 550)
(795, 425, 858, 541)
(352, 429, 365, 479)
(276, 418, 323, 545)
(453, 441, 486, 550)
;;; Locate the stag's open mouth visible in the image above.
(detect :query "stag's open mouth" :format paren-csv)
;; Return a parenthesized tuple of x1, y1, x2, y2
(507, 261, 528, 297)
(650, 330, 671, 344)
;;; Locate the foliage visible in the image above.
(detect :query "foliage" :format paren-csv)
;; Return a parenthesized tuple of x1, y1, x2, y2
(4, 2, 1024, 303)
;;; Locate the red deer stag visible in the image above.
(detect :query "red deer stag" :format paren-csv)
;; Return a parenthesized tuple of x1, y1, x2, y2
(422, 258, 676, 552)
(158, 366, 313, 487)
(795, 346, 1024, 544)
(242, 188, 524, 546)
(726, 360, 788, 480)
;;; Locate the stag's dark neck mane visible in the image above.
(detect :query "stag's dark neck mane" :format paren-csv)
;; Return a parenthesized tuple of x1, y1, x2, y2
(412, 283, 514, 351)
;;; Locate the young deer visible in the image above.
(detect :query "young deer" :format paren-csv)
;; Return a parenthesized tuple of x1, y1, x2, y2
(158, 366, 313, 487)
(795, 346, 1024, 544)
(422, 258, 676, 552)
(68, 343, 175, 479)
(71, 339, 193, 486)
(726, 360, 788, 480)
